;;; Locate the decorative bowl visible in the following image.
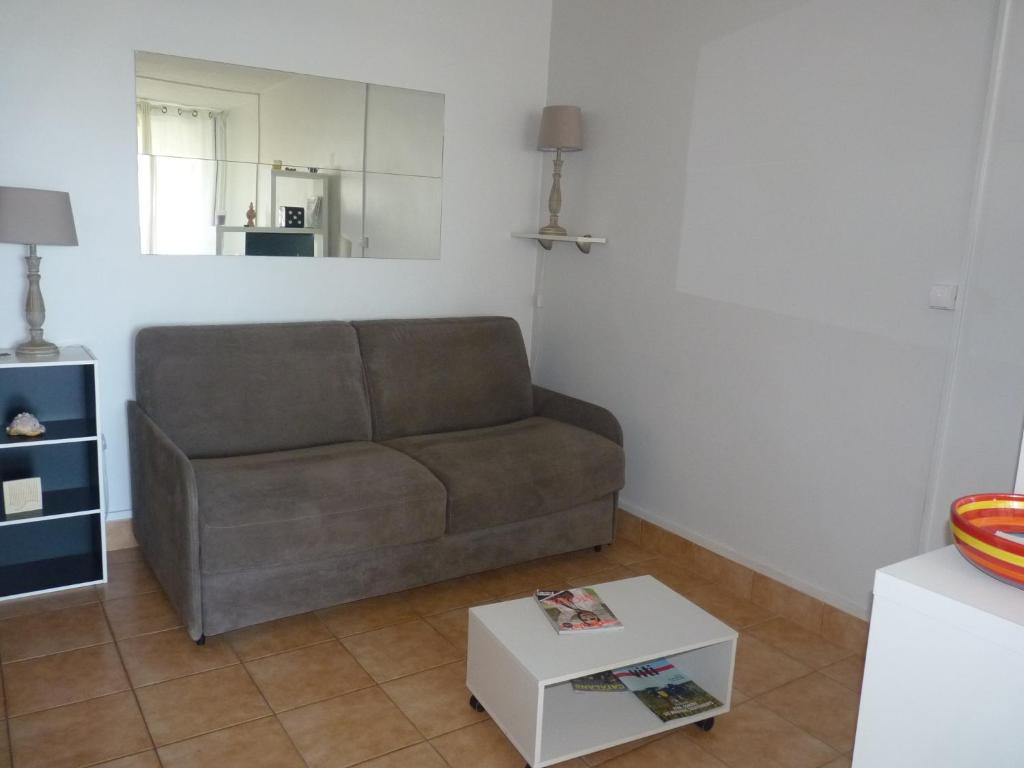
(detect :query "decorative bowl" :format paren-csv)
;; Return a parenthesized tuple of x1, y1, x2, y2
(950, 493, 1024, 587)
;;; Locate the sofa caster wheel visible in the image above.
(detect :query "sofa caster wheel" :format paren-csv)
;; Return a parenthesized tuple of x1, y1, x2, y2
(195, 635, 206, 646)
(469, 695, 485, 713)
(594, 544, 603, 552)
(696, 717, 714, 732)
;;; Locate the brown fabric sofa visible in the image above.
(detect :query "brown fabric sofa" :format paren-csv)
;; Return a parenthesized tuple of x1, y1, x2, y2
(128, 317, 624, 640)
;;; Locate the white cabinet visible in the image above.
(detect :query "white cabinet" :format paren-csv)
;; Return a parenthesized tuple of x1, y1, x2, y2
(854, 546, 1024, 767)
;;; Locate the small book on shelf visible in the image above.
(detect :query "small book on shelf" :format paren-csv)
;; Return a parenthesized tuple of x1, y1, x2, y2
(535, 587, 623, 634)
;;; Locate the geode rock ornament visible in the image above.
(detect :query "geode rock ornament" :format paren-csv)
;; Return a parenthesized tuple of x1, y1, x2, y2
(6, 412, 46, 437)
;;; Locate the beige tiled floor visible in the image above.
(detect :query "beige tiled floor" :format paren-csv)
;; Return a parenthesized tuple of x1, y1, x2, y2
(0, 540, 862, 767)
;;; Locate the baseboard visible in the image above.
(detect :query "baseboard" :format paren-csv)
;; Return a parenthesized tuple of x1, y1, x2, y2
(618, 496, 870, 621)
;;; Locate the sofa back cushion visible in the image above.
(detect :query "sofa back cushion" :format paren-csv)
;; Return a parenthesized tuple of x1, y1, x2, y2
(135, 322, 371, 458)
(354, 317, 533, 440)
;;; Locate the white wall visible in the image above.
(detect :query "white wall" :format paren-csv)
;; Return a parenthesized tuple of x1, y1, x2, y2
(538, 0, 999, 616)
(0, 0, 552, 518)
(922, 0, 1024, 549)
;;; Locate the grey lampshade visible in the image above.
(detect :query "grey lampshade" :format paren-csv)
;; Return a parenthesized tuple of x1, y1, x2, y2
(537, 105, 583, 151)
(0, 186, 78, 246)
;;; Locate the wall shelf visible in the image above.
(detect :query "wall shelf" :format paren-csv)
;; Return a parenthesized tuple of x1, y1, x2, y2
(512, 233, 607, 254)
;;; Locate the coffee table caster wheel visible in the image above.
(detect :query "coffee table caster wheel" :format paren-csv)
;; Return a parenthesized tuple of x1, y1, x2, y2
(696, 717, 715, 732)
(469, 695, 486, 713)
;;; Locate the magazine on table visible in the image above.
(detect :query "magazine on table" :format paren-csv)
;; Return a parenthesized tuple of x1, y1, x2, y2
(612, 658, 722, 721)
(535, 588, 623, 634)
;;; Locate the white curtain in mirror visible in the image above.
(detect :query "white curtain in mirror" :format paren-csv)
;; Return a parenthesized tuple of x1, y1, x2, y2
(137, 100, 227, 254)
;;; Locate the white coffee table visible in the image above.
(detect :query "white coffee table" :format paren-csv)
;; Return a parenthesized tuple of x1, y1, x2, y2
(466, 575, 737, 767)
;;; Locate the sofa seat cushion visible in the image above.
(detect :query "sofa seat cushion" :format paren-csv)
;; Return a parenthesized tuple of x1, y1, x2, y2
(193, 442, 447, 573)
(385, 417, 624, 534)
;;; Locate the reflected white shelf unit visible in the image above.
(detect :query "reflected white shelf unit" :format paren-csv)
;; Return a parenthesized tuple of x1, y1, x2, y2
(467, 576, 736, 767)
(512, 232, 607, 254)
(0, 346, 107, 600)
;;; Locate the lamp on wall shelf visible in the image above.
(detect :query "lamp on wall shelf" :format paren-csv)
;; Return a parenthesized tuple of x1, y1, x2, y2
(0, 186, 78, 357)
(537, 105, 583, 237)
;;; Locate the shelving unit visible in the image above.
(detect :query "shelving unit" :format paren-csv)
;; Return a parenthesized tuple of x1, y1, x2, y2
(512, 232, 607, 254)
(0, 346, 107, 600)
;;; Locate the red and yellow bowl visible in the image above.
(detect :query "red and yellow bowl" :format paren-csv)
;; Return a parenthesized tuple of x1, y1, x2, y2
(951, 493, 1024, 587)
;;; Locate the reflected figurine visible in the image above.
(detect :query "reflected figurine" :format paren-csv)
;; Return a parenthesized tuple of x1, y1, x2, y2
(245, 202, 256, 228)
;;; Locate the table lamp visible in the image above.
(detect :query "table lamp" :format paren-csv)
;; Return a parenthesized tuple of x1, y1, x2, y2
(0, 186, 78, 357)
(537, 105, 583, 237)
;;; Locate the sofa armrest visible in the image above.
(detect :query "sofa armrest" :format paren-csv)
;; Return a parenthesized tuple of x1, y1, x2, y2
(532, 385, 623, 446)
(127, 400, 203, 640)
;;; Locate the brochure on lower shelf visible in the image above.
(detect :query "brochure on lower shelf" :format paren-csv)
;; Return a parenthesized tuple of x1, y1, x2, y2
(612, 658, 722, 722)
(535, 588, 623, 634)
(570, 671, 628, 693)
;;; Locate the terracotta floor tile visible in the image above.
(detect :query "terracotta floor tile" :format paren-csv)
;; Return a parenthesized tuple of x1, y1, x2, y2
(822, 755, 853, 768)
(99, 560, 161, 601)
(819, 656, 865, 693)
(732, 635, 813, 697)
(602, 731, 727, 767)
(603, 539, 655, 566)
(684, 583, 776, 629)
(158, 716, 305, 768)
(543, 548, 621, 580)
(135, 663, 269, 746)
(475, 558, 565, 597)
(103, 591, 182, 639)
(91, 752, 161, 768)
(0, 720, 9, 768)
(0, 602, 111, 662)
(107, 547, 145, 565)
(246, 640, 374, 711)
(226, 611, 331, 660)
(118, 627, 237, 687)
(756, 673, 860, 753)
(751, 576, 825, 634)
(746, 617, 852, 669)
(343, 619, 460, 682)
(318, 594, 418, 638)
(279, 686, 422, 768)
(0, 661, 5, 715)
(626, 558, 711, 596)
(0, 585, 98, 621)
(686, 701, 839, 768)
(821, 606, 869, 656)
(430, 720, 525, 768)
(381, 660, 486, 737)
(424, 607, 470, 654)
(568, 565, 638, 588)
(352, 742, 447, 768)
(3, 642, 129, 716)
(582, 733, 671, 766)
(8, 690, 151, 768)
(401, 575, 496, 616)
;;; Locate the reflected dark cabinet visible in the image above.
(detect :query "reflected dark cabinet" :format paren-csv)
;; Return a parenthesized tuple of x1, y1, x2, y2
(0, 347, 107, 600)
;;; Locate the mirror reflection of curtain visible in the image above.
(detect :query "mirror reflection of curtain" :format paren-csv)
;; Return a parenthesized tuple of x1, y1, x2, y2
(136, 100, 227, 254)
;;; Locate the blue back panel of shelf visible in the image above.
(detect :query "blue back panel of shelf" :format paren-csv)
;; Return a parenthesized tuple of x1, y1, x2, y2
(0, 364, 95, 424)
(0, 514, 101, 567)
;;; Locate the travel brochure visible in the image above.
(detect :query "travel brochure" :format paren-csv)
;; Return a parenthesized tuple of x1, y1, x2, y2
(536, 587, 721, 723)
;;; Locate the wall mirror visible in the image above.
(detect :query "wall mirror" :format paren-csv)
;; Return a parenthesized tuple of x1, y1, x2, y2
(134, 52, 444, 259)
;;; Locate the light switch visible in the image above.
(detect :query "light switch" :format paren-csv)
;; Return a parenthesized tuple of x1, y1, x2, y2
(929, 283, 958, 311)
